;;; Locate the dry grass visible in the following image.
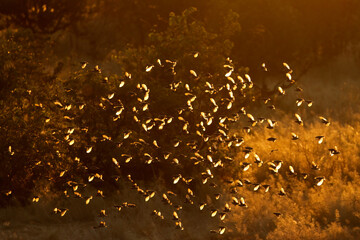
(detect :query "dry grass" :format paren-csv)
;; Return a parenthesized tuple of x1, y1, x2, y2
(224, 118, 360, 239)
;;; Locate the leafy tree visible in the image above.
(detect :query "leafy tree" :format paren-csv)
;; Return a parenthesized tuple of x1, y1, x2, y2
(0, 0, 87, 33)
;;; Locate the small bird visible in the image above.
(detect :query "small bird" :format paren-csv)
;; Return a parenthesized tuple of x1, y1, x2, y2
(123, 202, 136, 208)
(173, 174, 182, 184)
(253, 184, 261, 191)
(311, 161, 320, 171)
(97, 190, 105, 198)
(301, 173, 309, 180)
(268, 105, 276, 110)
(93, 65, 101, 73)
(234, 179, 243, 187)
(329, 146, 340, 156)
(112, 158, 120, 168)
(221, 203, 230, 213)
(99, 209, 107, 217)
(278, 86, 285, 95)
(86, 146, 93, 154)
(289, 165, 296, 175)
(219, 226, 226, 235)
(294, 113, 303, 126)
(214, 193, 221, 200)
(32, 196, 40, 202)
(267, 119, 277, 129)
(241, 162, 251, 171)
(239, 197, 247, 207)
(291, 133, 299, 140)
(283, 62, 291, 70)
(296, 98, 305, 106)
(190, 70, 198, 77)
(262, 63, 268, 71)
(244, 179, 252, 185)
(211, 209, 218, 217)
(278, 187, 286, 196)
(273, 212, 282, 217)
(262, 184, 270, 193)
(253, 153, 263, 167)
(145, 65, 154, 72)
(151, 210, 164, 219)
(80, 61, 88, 69)
(319, 116, 330, 126)
(94, 221, 107, 229)
(114, 205, 122, 211)
(232, 196, 239, 206)
(315, 136, 324, 144)
(315, 176, 325, 186)
(173, 211, 179, 221)
(306, 100, 313, 107)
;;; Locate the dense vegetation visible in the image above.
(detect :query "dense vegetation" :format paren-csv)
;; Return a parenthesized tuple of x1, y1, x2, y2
(1, 1, 360, 239)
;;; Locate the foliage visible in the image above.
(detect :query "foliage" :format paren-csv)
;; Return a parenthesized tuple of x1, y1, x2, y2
(49, 0, 360, 77)
(0, 0, 87, 33)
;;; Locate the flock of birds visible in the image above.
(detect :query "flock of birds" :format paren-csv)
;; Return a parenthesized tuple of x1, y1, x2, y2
(4, 53, 338, 235)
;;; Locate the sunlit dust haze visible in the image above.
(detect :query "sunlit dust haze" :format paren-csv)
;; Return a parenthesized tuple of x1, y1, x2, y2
(1, 1, 360, 240)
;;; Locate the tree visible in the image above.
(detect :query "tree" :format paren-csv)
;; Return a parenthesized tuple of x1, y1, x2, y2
(0, 0, 87, 33)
